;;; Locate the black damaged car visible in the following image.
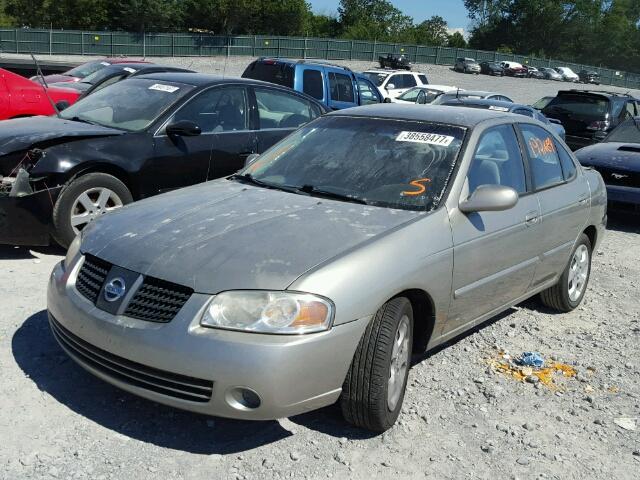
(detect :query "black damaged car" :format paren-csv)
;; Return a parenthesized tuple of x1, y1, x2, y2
(0, 73, 327, 247)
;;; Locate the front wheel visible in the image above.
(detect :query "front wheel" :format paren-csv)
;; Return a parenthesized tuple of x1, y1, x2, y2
(52, 172, 133, 248)
(540, 233, 592, 312)
(340, 297, 413, 432)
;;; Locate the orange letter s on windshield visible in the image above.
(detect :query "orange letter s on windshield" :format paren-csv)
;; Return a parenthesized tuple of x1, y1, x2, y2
(402, 178, 431, 196)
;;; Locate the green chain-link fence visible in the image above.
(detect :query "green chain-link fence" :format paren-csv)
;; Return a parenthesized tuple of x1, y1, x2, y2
(1, 28, 637, 89)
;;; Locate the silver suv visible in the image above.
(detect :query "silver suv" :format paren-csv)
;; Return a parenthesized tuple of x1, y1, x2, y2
(454, 57, 481, 74)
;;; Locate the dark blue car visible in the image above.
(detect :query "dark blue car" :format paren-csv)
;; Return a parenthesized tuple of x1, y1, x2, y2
(575, 117, 640, 212)
(440, 98, 566, 140)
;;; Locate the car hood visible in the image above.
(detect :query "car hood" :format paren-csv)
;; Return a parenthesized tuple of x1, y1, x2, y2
(576, 142, 640, 172)
(81, 179, 421, 294)
(0, 116, 124, 158)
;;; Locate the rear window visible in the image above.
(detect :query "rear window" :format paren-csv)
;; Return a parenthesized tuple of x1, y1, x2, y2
(544, 94, 610, 118)
(242, 61, 294, 88)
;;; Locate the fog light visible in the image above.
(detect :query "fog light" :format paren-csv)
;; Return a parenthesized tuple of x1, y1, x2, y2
(225, 387, 261, 410)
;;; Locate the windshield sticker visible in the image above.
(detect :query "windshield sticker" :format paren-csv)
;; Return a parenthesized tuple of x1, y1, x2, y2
(149, 83, 180, 93)
(402, 178, 431, 196)
(528, 137, 556, 156)
(396, 131, 455, 147)
(488, 105, 509, 112)
(123, 67, 136, 73)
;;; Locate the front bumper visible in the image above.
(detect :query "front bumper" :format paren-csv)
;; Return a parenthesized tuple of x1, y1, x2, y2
(0, 185, 61, 245)
(47, 259, 370, 420)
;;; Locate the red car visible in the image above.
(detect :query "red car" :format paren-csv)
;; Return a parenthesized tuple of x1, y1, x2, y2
(0, 68, 81, 119)
(33, 58, 149, 84)
(500, 61, 528, 78)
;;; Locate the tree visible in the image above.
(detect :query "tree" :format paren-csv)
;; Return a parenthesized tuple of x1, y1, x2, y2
(338, 0, 414, 41)
(447, 31, 467, 48)
(413, 15, 449, 46)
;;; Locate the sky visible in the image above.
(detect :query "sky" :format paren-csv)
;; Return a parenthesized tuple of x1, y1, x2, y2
(308, 0, 470, 30)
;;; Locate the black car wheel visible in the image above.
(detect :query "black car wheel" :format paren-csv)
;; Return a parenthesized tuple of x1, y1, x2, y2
(341, 296, 414, 432)
(52, 172, 133, 248)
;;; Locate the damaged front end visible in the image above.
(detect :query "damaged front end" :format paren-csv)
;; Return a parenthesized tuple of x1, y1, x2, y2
(0, 150, 62, 246)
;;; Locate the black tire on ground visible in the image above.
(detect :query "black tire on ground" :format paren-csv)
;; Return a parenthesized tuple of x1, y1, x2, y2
(340, 297, 414, 432)
(540, 233, 592, 312)
(52, 172, 133, 248)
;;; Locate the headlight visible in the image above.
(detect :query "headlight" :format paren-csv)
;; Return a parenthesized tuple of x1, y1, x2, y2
(201, 291, 333, 334)
(64, 234, 82, 269)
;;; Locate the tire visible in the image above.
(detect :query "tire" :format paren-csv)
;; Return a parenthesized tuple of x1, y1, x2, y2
(340, 297, 413, 432)
(540, 233, 592, 312)
(52, 172, 133, 248)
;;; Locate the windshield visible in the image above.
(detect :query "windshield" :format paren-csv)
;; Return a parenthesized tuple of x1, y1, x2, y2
(605, 118, 640, 143)
(363, 72, 389, 86)
(60, 78, 195, 131)
(82, 67, 132, 85)
(238, 116, 466, 211)
(65, 61, 110, 79)
(544, 94, 609, 118)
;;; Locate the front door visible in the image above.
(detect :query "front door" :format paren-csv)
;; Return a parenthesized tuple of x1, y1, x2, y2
(447, 124, 541, 336)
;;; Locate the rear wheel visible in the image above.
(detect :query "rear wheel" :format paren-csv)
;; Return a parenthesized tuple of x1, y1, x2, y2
(540, 233, 592, 312)
(52, 173, 132, 248)
(340, 297, 413, 432)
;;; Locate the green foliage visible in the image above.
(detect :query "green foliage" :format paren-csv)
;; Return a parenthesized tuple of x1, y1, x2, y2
(447, 31, 467, 48)
(413, 16, 449, 46)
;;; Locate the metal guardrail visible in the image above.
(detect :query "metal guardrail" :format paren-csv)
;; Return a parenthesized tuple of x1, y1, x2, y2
(1, 28, 638, 90)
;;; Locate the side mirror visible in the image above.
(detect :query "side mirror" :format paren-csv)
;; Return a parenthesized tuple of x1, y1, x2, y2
(459, 185, 518, 213)
(166, 120, 201, 137)
(244, 153, 259, 167)
(55, 100, 70, 112)
(386, 83, 396, 90)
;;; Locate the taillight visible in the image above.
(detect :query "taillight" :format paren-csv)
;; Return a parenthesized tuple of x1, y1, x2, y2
(587, 120, 610, 131)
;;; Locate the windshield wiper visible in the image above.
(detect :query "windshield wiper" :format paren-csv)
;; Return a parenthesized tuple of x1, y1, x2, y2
(69, 116, 97, 125)
(228, 173, 300, 194)
(297, 185, 368, 205)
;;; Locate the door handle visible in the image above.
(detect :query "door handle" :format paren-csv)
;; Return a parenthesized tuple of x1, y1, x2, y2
(578, 195, 589, 205)
(525, 212, 539, 226)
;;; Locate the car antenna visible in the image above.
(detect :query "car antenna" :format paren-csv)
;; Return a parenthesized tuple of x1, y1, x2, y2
(456, 88, 460, 99)
(30, 52, 61, 118)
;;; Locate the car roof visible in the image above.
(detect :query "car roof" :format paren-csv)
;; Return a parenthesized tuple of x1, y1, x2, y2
(558, 89, 633, 98)
(253, 57, 351, 71)
(329, 104, 510, 127)
(104, 58, 149, 64)
(409, 84, 458, 92)
(134, 72, 279, 87)
(364, 69, 418, 74)
(443, 98, 528, 110)
(445, 90, 497, 97)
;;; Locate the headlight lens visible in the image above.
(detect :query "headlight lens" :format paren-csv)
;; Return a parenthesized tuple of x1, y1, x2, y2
(201, 291, 333, 334)
(64, 234, 82, 269)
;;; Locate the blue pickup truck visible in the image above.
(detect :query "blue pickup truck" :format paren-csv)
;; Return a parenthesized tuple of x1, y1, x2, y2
(242, 58, 382, 110)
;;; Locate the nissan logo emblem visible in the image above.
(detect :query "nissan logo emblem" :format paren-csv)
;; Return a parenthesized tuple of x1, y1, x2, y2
(104, 277, 126, 302)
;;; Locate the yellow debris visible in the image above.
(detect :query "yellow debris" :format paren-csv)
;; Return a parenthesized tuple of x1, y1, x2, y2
(487, 351, 576, 390)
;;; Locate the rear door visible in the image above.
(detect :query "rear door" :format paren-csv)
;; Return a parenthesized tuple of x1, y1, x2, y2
(518, 123, 589, 288)
(251, 86, 323, 154)
(448, 124, 541, 335)
(356, 77, 382, 105)
(326, 68, 357, 110)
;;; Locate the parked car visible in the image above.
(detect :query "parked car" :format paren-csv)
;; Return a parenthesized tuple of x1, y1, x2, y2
(540, 68, 563, 81)
(48, 63, 194, 99)
(379, 53, 411, 70)
(555, 67, 580, 82)
(387, 85, 459, 104)
(542, 89, 640, 150)
(579, 70, 600, 85)
(431, 90, 514, 105)
(454, 58, 481, 74)
(361, 69, 429, 100)
(0, 67, 81, 119)
(439, 98, 566, 140)
(500, 61, 528, 78)
(575, 116, 640, 211)
(33, 58, 149, 84)
(0, 73, 327, 247)
(48, 104, 606, 433)
(532, 96, 554, 111)
(524, 66, 545, 79)
(479, 61, 504, 76)
(242, 58, 382, 109)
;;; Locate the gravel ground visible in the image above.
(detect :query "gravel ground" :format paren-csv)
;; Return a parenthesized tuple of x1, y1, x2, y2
(1, 55, 639, 480)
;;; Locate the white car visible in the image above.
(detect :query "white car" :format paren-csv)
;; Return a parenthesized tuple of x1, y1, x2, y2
(555, 67, 579, 82)
(389, 85, 460, 104)
(362, 70, 429, 100)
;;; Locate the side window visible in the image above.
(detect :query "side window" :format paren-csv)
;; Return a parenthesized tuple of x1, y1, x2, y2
(555, 140, 577, 181)
(513, 108, 534, 118)
(302, 69, 323, 100)
(92, 74, 127, 94)
(172, 87, 247, 133)
(624, 101, 636, 118)
(399, 74, 417, 88)
(468, 125, 527, 194)
(328, 72, 355, 103)
(520, 124, 564, 190)
(357, 79, 381, 105)
(400, 88, 420, 103)
(255, 88, 316, 129)
(416, 90, 427, 104)
(418, 74, 428, 85)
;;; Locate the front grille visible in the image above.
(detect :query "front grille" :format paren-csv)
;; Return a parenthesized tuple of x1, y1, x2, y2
(125, 277, 193, 323)
(75, 254, 192, 323)
(76, 254, 111, 303)
(49, 315, 213, 403)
